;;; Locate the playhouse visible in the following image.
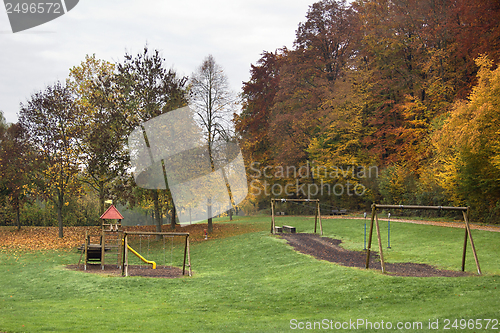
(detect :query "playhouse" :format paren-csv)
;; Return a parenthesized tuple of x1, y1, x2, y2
(78, 204, 191, 277)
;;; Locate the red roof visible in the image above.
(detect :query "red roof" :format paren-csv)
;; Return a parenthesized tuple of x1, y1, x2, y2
(100, 205, 124, 220)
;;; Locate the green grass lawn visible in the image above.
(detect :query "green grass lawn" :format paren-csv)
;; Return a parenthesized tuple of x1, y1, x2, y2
(1, 216, 499, 332)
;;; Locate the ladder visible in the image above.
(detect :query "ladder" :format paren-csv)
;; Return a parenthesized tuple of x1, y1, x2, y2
(101, 229, 123, 270)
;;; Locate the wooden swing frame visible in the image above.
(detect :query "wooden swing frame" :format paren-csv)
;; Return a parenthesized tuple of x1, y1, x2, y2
(121, 231, 192, 277)
(365, 204, 481, 275)
(270, 198, 323, 235)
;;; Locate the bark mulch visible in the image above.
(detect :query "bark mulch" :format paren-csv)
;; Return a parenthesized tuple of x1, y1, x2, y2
(279, 233, 470, 277)
(66, 264, 187, 278)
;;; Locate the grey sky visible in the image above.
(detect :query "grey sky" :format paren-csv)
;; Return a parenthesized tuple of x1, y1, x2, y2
(0, 0, 313, 124)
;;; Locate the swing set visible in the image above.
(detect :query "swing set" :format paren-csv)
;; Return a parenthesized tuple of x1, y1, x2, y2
(365, 204, 481, 275)
(270, 198, 323, 235)
(121, 231, 192, 277)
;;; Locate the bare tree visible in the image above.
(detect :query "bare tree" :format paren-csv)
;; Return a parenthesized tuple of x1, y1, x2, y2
(189, 55, 237, 232)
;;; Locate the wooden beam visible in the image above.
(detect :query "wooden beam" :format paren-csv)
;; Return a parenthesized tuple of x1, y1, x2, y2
(365, 204, 376, 269)
(271, 199, 275, 234)
(123, 231, 189, 236)
(374, 204, 468, 211)
(84, 230, 88, 271)
(121, 234, 126, 276)
(272, 198, 319, 202)
(462, 225, 468, 272)
(314, 202, 317, 234)
(463, 209, 481, 275)
(318, 201, 323, 236)
(375, 213, 386, 273)
(183, 235, 188, 275)
(101, 230, 105, 270)
(187, 236, 192, 277)
(124, 234, 129, 277)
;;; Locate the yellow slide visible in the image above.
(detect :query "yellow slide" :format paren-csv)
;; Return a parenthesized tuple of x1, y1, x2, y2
(127, 244, 156, 269)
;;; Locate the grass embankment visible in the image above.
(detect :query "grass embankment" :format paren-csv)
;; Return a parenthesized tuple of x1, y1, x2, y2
(0, 216, 499, 332)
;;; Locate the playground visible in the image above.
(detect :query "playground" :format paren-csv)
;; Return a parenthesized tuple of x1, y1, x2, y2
(1, 214, 500, 332)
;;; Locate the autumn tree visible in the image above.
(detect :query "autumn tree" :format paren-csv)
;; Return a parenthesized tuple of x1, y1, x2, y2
(236, 51, 282, 210)
(0, 123, 34, 230)
(240, 0, 500, 215)
(19, 82, 82, 237)
(116, 46, 188, 232)
(68, 55, 129, 216)
(433, 55, 500, 222)
(236, 51, 281, 166)
(189, 54, 237, 231)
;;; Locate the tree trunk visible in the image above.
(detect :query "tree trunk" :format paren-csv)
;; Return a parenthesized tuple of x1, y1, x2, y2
(208, 217, 213, 233)
(207, 197, 213, 233)
(229, 208, 233, 221)
(171, 201, 176, 230)
(14, 196, 21, 231)
(152, 189, 162, 239)
(58, 198, 64, 238)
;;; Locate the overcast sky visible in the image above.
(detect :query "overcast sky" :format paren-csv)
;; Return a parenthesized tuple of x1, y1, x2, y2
(0, 0, 314, 124)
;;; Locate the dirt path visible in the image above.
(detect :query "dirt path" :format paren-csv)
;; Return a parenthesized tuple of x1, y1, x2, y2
(279, 233, 470, 277)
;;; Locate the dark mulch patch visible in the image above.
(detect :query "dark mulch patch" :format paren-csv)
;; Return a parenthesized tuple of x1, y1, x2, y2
(279, 233, 470, 277)
(66, 264, 188, 278)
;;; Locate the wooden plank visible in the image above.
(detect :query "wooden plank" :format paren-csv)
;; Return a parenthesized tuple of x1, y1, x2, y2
(374, 204, 468, 211)
(271, 200, 275, 234)
(462, 226, 468, 272)
(123, 231, 189, 236)
(272, 198, 319, 202)
(84, 230, 88, 271)
(318, 202, 323, 236)
(121, 234, 126, 276)
(314, 203, 318, 234)
(101, 230, 105, 270)
(124, 235, 129, 277)
(183, 235, 188, 275)
(463, 210, 481, 275)
(187, 236, 192, 277)
(365, 205, 376, 269)
(375, 213, 386, 273)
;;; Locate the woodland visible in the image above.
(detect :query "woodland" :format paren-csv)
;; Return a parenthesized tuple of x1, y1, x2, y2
(1, 0, 500, 234)
(235, 0, 500, 222)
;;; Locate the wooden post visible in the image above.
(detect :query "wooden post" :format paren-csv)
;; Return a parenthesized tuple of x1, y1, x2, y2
(84, 230, 88, 271)
(187, 235, 192, 276)
(463, 208, 481, 275)
(124, 234, 129, 277)
(121, 233, 126, 276)
(117, 231, 123, 268)
(101, 230, 105, 270)
(314, 200, 318, 234)
(461, 224, 468, 272)
(183, 234, 188, 275)
(271, 199, 275, 234)
(365, 204, 376, 269)
(317, 201, 323, 236)
(375, 212, 386, 273)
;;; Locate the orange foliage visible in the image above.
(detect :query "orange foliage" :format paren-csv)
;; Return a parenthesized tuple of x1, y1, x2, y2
(0, 222, 267, 251)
